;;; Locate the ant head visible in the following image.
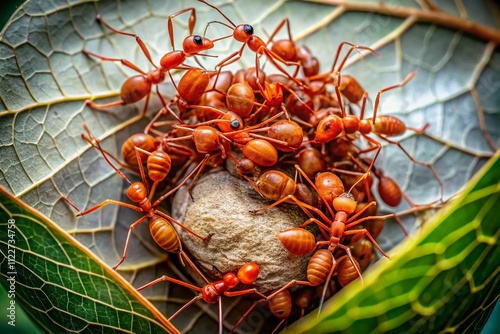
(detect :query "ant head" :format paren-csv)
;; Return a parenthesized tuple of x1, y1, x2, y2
(218, 111, 243, 132)
(127, 182, 147, 203)
(237, 263, 260, 284)
(234, 24, 254, 42)
(182, 35, 215, 54)
(333, 193, 357, 215)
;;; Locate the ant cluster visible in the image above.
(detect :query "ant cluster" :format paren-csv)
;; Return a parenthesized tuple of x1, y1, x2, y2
(63, 1, 446, 333)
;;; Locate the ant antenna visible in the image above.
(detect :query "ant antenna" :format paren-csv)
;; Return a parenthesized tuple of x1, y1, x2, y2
(198, 0, 236, 27)
(347, 172, 369, 195)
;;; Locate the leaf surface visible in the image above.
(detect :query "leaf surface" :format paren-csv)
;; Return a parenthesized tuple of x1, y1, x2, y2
(0, 0, 499, 332)
(0, 186, 178, 333)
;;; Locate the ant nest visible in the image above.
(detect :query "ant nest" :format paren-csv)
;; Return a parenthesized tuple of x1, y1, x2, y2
(172, 167, 311, 294)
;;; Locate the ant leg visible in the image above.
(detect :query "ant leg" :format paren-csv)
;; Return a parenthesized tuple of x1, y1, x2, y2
(187, 154, 217, 190)
(318, 254, 337, 313)
(179, 251, 210, 284)
(169, 295, 203, 321)
(153, 154, 212, 205)
(83, 50, 147, 74)
(137, 274, 201, 291)
(345, 201, 377, 224)
(112, 214, 148, 270)
(265, 281, 313, 303)
(332, 42, 378, 73)
(378, 134, 444, 203)
(372, 72, 416, 122)
(272, 319, 287, 334)
(167, 8, 197, 50)
(74, 199, 141, 217)
(85, 99, 126, 110)
(155, 85, 184, 124)
(155, 210, 208, 241)
(133, 148, 150, 195)
(344, 205, 440, 240)
(300, 217, 331, 233)
(198, 0, 237, 27)
(247, 191, 332, 225)
(358, 134, 383, 180)
(96, 15, 156, 67)
(294, 164, 336, 217)
(224, 288, 268, 299)
(230, 299, 266, 334)
(81, 123, 134, 181)
(337, 244, 364, 284)
(247, 133, 291, 147)
(218, 298, 223, 334)
(281, 84, 315, 116)
(266, 18, 292, 45)
(333, 85, 347, 118)
(471, 87, 497, 152)
(212, 48, 244, 89)
(256, 47, 303, 88)
(343, 228, 389, 258)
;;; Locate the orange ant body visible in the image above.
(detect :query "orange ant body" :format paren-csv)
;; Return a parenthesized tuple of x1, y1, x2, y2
(296, 147, 327, 179)
(60, 125, 210, 271)
(248, 119, 304, 152)
(198, 0, 307, 90)
(295, 289, 314, 319)
(249, 165, 393, 308)
(137, 263, 266, 334)
(306, 42, 378, 105)
(265, 18, 321, 78)
(85, 11, 217, 121)
(231, 288, 293, 334)
(311, 72, 444, 202)
(121, 133, 158, 165)
(336, 256, 361, 287)
(350, 238, 375, 272)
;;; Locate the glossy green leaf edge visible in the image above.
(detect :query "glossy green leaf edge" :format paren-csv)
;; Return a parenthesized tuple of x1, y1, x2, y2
(287, 152, 500, 334)
(0, 186, 179, 334)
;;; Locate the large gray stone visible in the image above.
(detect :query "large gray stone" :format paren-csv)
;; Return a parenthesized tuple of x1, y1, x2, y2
(172, 169, 311, 293)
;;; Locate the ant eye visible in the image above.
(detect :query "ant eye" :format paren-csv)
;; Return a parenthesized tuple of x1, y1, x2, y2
(243, 24, 254, 35)
(230, 120, 240, 129)
(193, 35, 203, 45)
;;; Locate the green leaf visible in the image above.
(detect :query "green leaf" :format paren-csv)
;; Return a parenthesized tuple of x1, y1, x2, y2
(0, 0, 499, 332)
(0, 186, 178, 333)
(285, 150, 500, 333)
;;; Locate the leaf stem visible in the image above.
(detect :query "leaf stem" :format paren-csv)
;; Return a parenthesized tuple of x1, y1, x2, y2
(304, 0, 500, 45)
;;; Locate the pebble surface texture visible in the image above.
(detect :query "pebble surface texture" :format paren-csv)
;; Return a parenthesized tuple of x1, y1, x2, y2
(172, 169, 311, 293)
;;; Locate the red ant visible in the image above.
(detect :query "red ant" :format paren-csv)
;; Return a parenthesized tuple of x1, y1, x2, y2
(59, 124, 211, 271)
(264, 18, 321, 78)
(137, 263, 267, 334)
(311, 72, 444, 202)
(84, 9, 219, 122)
(306, 41, 379, 105)
(167, 111, 291, 168)
(198, 0, 308, 90)
(251, 165, 438, 310)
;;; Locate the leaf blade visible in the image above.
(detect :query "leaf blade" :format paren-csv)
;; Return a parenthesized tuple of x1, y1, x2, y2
(0, 186, 179, 334)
